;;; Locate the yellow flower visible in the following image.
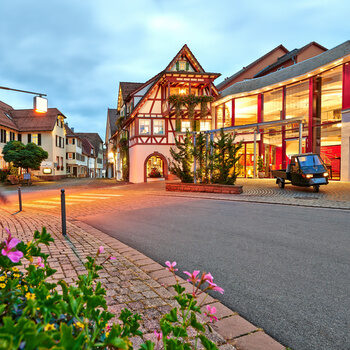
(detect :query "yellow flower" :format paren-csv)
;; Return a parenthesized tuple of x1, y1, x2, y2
(0, 283, 5, 289)
(75, 321, 84, 329)
(106, 331, 110, 337)
(25, 292, 36, 300)
(0, 276, 6, 282)
(12, 267, 19, 272)
(13, 274, 20, 278)
(23, 285, 28, 291)
(44, 324, 55, 331)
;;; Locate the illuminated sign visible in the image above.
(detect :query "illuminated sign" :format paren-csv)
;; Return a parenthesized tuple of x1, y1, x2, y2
(34, 96, 48, 113)
(43, 168, 52, 174)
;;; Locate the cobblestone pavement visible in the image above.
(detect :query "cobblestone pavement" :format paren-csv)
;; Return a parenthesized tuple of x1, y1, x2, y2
(0, 202, 284, 349)
(161, 179, 350, 210)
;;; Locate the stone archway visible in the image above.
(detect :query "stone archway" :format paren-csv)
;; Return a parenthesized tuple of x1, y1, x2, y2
(144, 152, 168, 182)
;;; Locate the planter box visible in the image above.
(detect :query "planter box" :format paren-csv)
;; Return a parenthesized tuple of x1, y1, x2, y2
(166, 182, 243, 194)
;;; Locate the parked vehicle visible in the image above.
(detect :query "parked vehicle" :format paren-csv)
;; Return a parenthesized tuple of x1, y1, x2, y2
(272, 154, 329, 193)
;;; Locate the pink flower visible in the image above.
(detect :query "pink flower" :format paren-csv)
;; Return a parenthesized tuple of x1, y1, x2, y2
(109, 256, 116, 260)
(105, 325, 111, 332)
(203, 272, 214, 283)
(183, 270, 200, 284)
(207, 281, 224, 294)
(165, 261, 178, 272)
(98, 246, 104, 254)
(1, 228, 23, 263)
(205, 305, 218, 322)
(36, 257, 45, 268)
(154, 330, 162, 342)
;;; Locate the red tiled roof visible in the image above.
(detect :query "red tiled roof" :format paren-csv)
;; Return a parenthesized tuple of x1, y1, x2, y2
(75, 133, 102, 158)
(81, 137, 95, 156)
(0, 102, 17, 130)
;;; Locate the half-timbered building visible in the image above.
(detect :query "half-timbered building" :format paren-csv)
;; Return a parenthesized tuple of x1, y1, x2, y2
(111, 45, 220, 183)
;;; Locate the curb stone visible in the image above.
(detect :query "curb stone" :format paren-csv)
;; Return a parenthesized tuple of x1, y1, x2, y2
(0, 208, 286, 349)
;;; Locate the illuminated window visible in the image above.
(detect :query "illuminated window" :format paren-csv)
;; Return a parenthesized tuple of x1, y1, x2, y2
(32, 134, 38, 145)
(200, 121, 211, 131)
(216, 106, 224, 128)
(181, 121, 191, 132)
(321, 66, 342, 123)
(263, 89, 283, 122)
(235, 96, 258, 126)
(153, 120, 165, 135)
(224, 102, 231, 127)
(139, 119, 151, 135)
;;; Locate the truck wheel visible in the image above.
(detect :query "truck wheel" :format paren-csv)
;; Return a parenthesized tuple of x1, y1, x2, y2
(313, 185, 320, 193)
(277, 179, 285, 189)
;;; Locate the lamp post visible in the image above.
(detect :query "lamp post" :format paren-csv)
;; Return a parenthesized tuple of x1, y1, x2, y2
(0, 86, 47, 113)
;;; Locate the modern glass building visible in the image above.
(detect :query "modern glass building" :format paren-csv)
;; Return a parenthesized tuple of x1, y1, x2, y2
(213, 41, 350, 181)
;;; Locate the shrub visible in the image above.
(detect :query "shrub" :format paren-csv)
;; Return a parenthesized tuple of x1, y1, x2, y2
(0, 228, 224, 349)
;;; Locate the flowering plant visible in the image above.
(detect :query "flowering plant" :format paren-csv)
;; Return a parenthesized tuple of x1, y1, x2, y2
(0, 228, 224, 349)
(0, 227, 148, 349)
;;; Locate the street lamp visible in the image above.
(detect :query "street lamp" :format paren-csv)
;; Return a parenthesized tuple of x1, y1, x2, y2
(0, 86, 47, 113)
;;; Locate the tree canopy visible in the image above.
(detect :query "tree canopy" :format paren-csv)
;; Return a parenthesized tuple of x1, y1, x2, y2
(2, 141, 48, 171)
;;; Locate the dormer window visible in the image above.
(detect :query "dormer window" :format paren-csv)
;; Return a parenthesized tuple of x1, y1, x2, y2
(176, 58, 189, 71)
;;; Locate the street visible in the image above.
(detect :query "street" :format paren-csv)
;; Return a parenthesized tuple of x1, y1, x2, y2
(2, 180, 350, 349)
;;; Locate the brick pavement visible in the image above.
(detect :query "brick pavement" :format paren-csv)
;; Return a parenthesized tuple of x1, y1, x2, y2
(0, 207, 285, 350)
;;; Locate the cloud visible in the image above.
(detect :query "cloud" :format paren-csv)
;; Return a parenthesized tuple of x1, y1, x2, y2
(0, 0, 348, 140)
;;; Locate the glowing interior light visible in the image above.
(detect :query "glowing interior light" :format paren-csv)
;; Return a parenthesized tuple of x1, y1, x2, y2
(34, 96, 48, 113)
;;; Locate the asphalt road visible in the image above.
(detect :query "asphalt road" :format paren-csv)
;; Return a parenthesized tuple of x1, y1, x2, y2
(79, 197, 350, 350)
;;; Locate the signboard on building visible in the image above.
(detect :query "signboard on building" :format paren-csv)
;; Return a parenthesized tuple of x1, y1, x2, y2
(23, 173, 31, 180)
(41, 161, 53, 167)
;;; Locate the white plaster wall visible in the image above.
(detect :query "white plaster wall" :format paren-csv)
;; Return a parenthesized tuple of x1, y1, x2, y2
(129, 144, 172, 183)
(341, 109, 350, 181)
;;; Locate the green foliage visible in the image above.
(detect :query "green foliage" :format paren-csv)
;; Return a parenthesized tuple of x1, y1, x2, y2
(0, 170, 9, 182)
(257, 156, 264, 173)
(0, 227, 144, 349)
(193, 133, 209, 183)
(183, 94, 198, 119)
(199, 96, 214, 120)
(119, 137, 129, 181)
(168, 95, 184, 119)
(2, 141, 48, 171)
(169, 131, 193, 183)
(210, 130, 242, 185)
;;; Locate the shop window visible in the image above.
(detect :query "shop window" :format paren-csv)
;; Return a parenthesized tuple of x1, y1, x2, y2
(147, 155, 164, 178)
(263, 88, 283, 122)
(139, 119, 151, 135)
(216, 105, 224, 128)
(320, 66, 342, 123)
(235, 95, 258, 126)
(181, 121, 191, 132)
(153, 120, 165, 135)
(224, 102, 231, 127)
(200, 121, 211, 131)
(285, 81, 309, 138)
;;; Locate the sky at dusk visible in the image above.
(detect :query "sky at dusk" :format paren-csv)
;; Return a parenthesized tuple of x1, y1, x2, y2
(0, 0, 348, 140)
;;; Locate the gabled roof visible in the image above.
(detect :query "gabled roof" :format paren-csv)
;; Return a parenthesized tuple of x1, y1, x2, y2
(64, 124, 79, 138)
(254, 42, 327, 78)
(216, 45, 289, 91)
(120, 82, 144, 100)
(165, 44, 205, 73)
(220, 40, 350, 99)
(81, 137, 95, 157)
(0, 102, 17, 129)
(75, 132, 103, 157)
(107, 108, 119, 137)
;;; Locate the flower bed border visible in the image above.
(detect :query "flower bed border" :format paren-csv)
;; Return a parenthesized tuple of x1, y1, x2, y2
(166, 182, 243, 194)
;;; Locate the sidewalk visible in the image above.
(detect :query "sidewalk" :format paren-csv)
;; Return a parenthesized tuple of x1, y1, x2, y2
(0, 207, 285, 350)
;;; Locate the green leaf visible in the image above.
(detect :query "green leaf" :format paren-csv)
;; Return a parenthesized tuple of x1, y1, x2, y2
(58, 324, 86, 350)
(190, 312, 205, 332)
(165, 308, 178, 323)
(139, 340, 155, 350)
(199, 335, 219, 350)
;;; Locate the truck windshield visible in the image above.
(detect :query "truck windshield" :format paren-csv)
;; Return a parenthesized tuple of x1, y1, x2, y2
(297, 155, 325, 172)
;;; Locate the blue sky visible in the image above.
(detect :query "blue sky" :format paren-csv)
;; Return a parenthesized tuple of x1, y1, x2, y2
(0, 0, 348, 140)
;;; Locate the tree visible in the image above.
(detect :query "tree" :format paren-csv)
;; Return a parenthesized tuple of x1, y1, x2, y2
(193, 132, 209, 183)
(2, 141, 48, 172)
(210, 130, 242, 185)
(119, 137, 129, 181)
(169, 131, 193, 183)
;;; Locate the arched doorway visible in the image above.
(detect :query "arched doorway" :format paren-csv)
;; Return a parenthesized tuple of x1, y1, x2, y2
(144, 152, 168, 182)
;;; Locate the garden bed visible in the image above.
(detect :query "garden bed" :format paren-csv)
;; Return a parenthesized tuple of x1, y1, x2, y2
(166, 182, 243, 194)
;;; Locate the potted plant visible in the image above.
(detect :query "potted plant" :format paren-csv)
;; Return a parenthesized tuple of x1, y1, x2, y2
(257, 156, 265, 178)
(149, 167, 162, 178)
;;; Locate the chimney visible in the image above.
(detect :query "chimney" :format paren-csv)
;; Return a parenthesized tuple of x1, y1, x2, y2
(71, 127, 74, 132)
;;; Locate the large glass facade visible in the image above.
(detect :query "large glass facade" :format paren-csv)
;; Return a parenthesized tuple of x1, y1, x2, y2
(235, 96, 258, 125)
(215, 64, 345, 179)
(263, 89, 283, 122)
(319, 66, 342, 179)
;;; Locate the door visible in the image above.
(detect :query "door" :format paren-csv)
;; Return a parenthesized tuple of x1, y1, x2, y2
(73, 167, 77, 177)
